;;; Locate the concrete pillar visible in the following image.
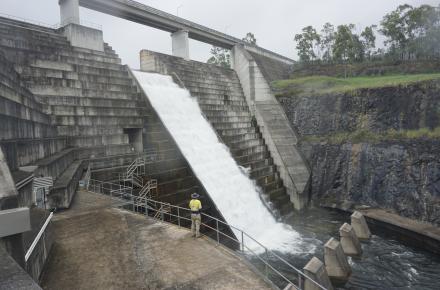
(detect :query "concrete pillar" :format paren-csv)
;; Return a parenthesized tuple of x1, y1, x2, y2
(171, 30, 189, 60)
(351, 211, 371, 241)
(339, 223, 362, 256)
(303, 257, 333, 290)
(324, 238, 351, 283)
(59, 0, 80, 26)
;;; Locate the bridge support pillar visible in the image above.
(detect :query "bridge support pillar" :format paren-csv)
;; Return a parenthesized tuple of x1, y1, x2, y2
(59, 0, 80, 26)
(171, 30, 190, 60)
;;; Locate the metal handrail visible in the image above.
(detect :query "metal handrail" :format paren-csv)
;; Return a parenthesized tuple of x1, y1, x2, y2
(25, 212, 53, 262)
(88, 183, 326, 290)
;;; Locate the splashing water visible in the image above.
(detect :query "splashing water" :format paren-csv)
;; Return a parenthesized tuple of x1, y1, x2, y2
(133, 71, 315, 254)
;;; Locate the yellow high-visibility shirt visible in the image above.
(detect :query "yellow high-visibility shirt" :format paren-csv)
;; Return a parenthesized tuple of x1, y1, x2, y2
(189, 199, 202, 212)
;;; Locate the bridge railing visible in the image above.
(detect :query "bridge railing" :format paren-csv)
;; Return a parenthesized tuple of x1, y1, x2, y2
(87, 184, 326, 290)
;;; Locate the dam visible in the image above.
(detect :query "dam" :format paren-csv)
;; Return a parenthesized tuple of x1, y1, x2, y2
(1, 1, 440, 290)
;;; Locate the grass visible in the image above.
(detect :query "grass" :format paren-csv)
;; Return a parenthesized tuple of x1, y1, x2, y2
(272, 73, 440, 97)
(303, 127, 440, 144)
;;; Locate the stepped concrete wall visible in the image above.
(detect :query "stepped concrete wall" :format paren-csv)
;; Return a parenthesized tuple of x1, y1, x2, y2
(140, 50, 294, 216)
(232, 45, 310, 210)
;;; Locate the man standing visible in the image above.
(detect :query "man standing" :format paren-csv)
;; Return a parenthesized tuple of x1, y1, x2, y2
(189, 193, 202, 238)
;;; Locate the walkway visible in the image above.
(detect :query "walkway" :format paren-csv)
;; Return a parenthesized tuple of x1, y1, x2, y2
(40, 191, 271, 289)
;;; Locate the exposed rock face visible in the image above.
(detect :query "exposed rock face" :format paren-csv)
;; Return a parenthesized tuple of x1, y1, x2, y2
(278, 81, 440, 136)
(278, 80, 440, 225)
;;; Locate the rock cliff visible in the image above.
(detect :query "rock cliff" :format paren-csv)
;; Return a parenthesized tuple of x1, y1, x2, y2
(278, 80, 440, 225)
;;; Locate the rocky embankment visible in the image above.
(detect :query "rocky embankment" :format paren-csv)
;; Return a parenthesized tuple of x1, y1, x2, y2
(278, 80, 440, 225)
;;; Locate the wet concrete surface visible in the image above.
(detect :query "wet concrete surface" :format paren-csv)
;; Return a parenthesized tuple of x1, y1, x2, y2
(40, 191, 270, 290)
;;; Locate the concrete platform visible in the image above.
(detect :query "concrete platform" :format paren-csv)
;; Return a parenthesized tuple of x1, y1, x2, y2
(40, 191, 271, 290)
(359, 208, 440, 255)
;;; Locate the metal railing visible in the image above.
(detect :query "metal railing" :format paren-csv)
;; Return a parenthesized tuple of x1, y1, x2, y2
(88, 184, 326, 290)
(25, 212, 53, 262)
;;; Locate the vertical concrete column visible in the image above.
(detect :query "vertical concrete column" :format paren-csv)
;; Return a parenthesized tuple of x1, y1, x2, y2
(351, 211, 371, 240)
(171, 30, 190, 60)
(324, 238, 351, 283)
(303, 257, 334, 290)
(339, 223, 362, 256)
(59, 0, 80, 26)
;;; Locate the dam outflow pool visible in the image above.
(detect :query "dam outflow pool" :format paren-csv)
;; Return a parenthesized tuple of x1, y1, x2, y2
(133, 71, 440, 290)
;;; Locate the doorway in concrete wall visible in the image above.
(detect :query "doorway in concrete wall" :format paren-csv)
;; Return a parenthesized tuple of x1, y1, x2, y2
(123, 128, 143, 153)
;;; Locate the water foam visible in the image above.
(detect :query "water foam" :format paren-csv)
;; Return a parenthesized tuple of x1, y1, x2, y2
(133, 71, 314, 253)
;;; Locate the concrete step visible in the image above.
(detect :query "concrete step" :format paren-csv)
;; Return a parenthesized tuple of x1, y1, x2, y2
(41, 96, 141, 108)
(210, 121, 253, 130)
(240, 158, 273, 172)
(34, 148, 76, 179)
(0, 136, 68, 168)
(261, 179, 284, 193)
(76, 144, 134, 160)
(0, 77, 44, 110)
(197, 98, 247, 107)
(199, 104, 249, 112)
(206, 115, 252, 124)
(231, 144, 267, 158)
(177, 74, 242, 86)
(56, 125, 124, 137)
(156, 185, 199, 206)
(256, 173, 280, 188)
(250, 165, 276, 179)
(235, 151, 270, 165)
(182, 82, 243, 92)
(0, 97, 51, 125)
(228, 138, 264, 150)
(0, 115, 56, 140)
(222, 133, 262, 144)
(49, 105, 147, 117)
(217, 127, 258, 136)
(51, 115, 144, 127)
(67, 134, 129, 147)
(203, 110, 251, 118)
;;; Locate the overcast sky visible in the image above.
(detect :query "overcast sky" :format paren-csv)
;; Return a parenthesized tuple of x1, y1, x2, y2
(1, 0, 438, 68)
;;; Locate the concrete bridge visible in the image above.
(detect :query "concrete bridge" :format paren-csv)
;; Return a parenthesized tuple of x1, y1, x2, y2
(59, 0, 293, 63)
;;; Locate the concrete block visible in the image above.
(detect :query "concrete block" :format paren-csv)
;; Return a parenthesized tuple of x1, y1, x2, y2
(171, 30, 189, 60)
(63, 23, 104, 52)
(339, 223, 362, 256)
(351, 211, 371, 241)
(324, 238, 351, 283)
(303, 257, 333, 290)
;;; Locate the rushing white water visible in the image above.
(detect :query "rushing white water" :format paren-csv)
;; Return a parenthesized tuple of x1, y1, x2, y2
(133, 71, 314, 253)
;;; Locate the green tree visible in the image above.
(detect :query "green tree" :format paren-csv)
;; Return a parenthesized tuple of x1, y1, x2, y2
(320, 22, 335, 62)
(333, 24, 364, 63)
(361, 25, 377, 60)
(207, 46, 231, 68)
(242, 32, 257, 45)
(294, 26, 321, 62)
(380, 4, 414, 59)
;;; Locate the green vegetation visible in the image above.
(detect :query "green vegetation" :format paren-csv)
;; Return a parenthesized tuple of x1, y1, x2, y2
(303, 128, 440, 144)
(207, 32, 257, 68)
(273, 73, 440, 97)
(294, 4, 440, 64)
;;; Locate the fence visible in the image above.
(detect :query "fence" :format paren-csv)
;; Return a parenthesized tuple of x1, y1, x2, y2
(87, 183, 326, 290)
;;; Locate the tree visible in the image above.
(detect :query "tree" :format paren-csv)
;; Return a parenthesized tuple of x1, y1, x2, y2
(380, 4, 414, 59)
(361, 25, 377, 60)
(207, 46, 231, 68)
(294, 26, 321, 62)
(333, 24, 364, 63)
(242, 32, 257, 45)
(320, 23, 336, 62)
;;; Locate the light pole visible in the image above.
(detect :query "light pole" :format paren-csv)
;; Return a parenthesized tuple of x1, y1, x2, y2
(177, 5, 183, 17)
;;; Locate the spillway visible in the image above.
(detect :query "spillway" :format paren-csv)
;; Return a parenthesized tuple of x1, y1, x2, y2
(133, 71, 313, 253)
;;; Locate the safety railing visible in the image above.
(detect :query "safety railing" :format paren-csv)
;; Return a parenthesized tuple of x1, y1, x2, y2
(25, 212, 53, 262)
(88, 179, 133, 198)
(89, 184, 326, 290)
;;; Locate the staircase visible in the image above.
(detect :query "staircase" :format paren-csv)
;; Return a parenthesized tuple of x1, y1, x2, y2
(141, 51, 293, 216)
